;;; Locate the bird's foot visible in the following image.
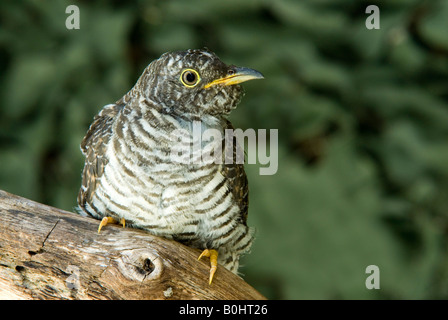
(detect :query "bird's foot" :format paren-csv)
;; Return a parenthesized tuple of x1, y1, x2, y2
(98, 217, 126, 233)
(198, 249, 218, 285)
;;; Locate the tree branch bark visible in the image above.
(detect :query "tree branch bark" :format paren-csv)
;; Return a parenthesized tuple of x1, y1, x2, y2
(0, 190, 265, 300)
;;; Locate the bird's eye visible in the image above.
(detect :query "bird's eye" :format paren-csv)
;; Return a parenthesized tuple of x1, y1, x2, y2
(180, 69, 201, 87)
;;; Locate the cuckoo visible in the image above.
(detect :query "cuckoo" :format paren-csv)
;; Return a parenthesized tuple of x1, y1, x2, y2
(77, 49, 263, 284)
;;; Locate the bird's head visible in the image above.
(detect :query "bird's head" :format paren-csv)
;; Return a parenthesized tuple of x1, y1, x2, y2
(137, 49, 263, 117)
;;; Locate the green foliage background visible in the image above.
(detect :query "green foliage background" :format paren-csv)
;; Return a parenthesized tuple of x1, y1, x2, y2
(1, 0, 448, 299)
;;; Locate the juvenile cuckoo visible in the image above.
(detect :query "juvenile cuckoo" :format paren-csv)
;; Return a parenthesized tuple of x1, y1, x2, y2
(77, 49, 263, 284)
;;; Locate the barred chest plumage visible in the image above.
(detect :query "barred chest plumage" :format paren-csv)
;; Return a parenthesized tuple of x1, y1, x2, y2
(82, 98, 252, 272)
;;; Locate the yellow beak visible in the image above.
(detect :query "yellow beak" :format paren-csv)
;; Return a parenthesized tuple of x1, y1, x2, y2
(204, 67, 264, 89)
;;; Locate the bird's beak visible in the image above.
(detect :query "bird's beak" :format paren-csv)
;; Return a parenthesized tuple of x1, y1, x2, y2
(204, 67, 264, 89)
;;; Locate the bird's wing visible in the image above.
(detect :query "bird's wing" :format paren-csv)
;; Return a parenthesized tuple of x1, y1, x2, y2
(220, 120, 249, 225)
(77, 103, 122, 212)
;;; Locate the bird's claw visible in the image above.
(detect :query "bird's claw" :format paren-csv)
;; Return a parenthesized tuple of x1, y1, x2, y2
(98, 216, 126, 233)
(198, 249, 218, 285)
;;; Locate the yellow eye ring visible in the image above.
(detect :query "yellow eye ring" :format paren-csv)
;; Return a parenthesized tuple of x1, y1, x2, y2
(180, 69, 201, 87)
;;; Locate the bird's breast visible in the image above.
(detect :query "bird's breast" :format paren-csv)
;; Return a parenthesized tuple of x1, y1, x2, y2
(95, 110, 235, 239)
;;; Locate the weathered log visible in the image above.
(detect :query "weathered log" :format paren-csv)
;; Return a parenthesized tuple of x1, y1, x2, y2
(0, 189, 265, 300)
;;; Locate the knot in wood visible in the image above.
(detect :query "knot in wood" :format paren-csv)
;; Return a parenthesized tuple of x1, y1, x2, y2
(114, 249, 162, 282)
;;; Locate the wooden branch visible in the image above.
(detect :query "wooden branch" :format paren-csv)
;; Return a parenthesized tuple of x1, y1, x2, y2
(0, 190, 265, 300)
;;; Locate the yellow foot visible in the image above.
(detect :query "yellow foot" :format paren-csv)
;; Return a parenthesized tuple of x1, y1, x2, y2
(98, 217, 126, 233)
(198, 249, 218, 285)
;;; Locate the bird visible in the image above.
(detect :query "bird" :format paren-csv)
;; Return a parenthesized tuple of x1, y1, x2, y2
(76, 48, 263, 284)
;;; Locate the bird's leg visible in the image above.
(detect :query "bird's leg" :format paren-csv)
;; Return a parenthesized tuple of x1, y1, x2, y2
(198, 249, 218, 285)
(98, 217, 126, 233)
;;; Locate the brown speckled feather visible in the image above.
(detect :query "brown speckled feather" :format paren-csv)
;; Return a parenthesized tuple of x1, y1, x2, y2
(221, 120, 249, 225)
(77, 104, 122, 210)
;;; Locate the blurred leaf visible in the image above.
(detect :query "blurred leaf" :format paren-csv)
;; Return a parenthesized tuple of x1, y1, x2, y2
(4, 55, 56, 118)
(420, 1, 448, 52)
